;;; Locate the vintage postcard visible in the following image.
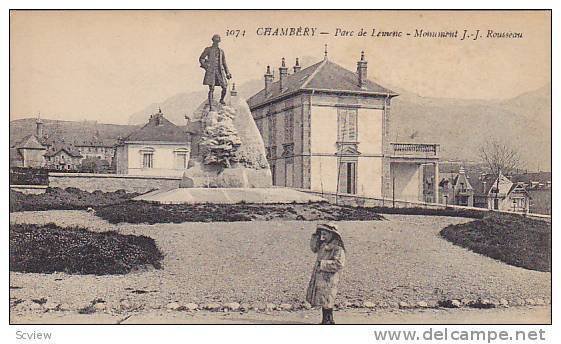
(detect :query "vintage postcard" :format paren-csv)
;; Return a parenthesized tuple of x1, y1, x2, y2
(8, 9, 551, 330)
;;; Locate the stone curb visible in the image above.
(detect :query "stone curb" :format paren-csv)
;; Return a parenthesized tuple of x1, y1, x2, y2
(10, 297, 550, 314)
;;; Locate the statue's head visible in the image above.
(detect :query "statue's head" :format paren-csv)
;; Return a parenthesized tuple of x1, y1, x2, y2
(211, 34, 221, 44)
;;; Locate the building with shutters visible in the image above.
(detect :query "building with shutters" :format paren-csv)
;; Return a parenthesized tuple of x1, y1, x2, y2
(114, 108, 191, 176)
(247, 50, 440, 202)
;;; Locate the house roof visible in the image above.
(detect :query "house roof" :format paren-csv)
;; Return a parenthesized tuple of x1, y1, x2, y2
(510, 172, 551, 186)
(467, 171, 531, 198)
(124, 110, 189, 143)
(10, 147, 23, 166)
(16, 134, 46, 150)
(247, 57, 397, 109)
(438, 171, 474, 190)
(465, 172, 496, 196)
(44, 142, 83, 158)
(74, 137, 118, 147)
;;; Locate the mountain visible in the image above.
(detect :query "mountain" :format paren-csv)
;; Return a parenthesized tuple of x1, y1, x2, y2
(127, 79, 264, 126)
(12, 73, 549, 172)
(390, 84, 551, 171)
(127, 79, 550, 171)
(127, 56, 319, 126)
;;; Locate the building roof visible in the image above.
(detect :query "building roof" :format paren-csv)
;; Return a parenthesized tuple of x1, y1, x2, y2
(123, 109, 189, 143)
(465, 172, 486, 196)
(73, 133, 118, 147)
(510, 172, 551, 186)
(467, 171, 530, 198)
(44, 142, 83, 158)
(10, 147, 23, 166)
(247, 57, 397, 109)
(16, 134, 46, 150)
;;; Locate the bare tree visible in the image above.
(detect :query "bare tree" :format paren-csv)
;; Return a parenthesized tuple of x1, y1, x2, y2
(478, 139, 524, 176)
(478, 139, 525, 210)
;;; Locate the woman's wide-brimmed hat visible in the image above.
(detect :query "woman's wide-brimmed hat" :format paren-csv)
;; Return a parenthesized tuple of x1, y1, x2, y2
(316, 222, 343, 242)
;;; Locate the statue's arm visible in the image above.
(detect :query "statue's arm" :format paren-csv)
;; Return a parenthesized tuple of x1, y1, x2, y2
(199, 48, 209, 69)
(222, 50, 231, 77)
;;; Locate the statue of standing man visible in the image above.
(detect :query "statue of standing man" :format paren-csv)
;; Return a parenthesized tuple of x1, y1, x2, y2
(199, 34, 232, 110)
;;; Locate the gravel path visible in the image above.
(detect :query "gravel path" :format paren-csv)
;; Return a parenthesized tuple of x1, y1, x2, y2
(10, 210, 551, 313)
(11, 306, 551, 325)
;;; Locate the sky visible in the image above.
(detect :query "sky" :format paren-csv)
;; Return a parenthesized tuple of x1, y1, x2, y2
(10, 10, 551, 124)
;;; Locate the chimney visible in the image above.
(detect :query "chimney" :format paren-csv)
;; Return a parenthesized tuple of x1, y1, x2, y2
(357, 51, 367, 88)
(184, 114, 191, 132)
(482, 181, 487, 194)
(154, 107, 163, 125)
(36, 117, 43, 138)
(293, 58, 301, 73)
(279, 58, 288, 91)
(264, 65, 274, 95)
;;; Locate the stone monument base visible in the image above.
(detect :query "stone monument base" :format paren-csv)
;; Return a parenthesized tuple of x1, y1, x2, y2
(178, 161, 272, 188)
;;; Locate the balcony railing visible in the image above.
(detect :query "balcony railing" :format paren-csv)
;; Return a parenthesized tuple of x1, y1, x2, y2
(390, 143, 439, 158)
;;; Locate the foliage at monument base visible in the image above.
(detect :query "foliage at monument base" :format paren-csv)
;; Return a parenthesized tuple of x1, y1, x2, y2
(199, 109, 242, 168)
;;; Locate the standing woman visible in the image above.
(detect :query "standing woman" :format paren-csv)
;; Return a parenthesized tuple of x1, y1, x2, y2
(306, 223, 346, 324)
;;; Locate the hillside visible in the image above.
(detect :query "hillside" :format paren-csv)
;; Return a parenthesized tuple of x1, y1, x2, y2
(390, 84, 551, 171)
(126, 79, 550, 171)
(10, 118, 138, 148)
(127, 80, 264, 126)
(126, 56, 319, 126)
(11, 79, 550, 172)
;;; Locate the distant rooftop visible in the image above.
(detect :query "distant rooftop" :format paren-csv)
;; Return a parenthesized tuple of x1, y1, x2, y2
(123, 109, 189, 143)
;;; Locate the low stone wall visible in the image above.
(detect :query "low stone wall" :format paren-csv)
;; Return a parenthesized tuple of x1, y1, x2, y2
(297, 189, 551, 221)
(296, 189, 446, 209)
(10, 185, 48, 195)
(48, 173, 181, 193)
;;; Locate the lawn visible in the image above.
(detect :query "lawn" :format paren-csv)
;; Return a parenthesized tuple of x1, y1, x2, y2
(10, 223, 163, 275)
(440, 213, 551, 272)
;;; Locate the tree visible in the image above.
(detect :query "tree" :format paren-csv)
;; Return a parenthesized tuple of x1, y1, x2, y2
(479, 139, 524, 210)
(478, 139, 524, 176)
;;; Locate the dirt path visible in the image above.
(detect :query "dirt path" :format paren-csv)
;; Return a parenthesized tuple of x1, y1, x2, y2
(11, 306, 550, 325)
(10, 211, 551, 313)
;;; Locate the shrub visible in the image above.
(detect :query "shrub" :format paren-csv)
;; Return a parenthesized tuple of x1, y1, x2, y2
(440, 213, 551, 272)
(10, 223, 163, 275)
(369, 206, 486, 219)
(10, 167, 49, 185)
(9, 187, 139, 212)
(95, 201, 385, 224)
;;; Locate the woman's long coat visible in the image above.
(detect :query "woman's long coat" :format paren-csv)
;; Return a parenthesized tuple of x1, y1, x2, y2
(306, 234, 346, 309)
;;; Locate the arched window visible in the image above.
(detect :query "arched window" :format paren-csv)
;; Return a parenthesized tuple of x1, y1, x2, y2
(139, 147, 155, 169)
(174, 147, 190, 169)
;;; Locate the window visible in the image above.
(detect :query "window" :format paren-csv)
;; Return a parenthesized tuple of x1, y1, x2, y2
(268, 115, 277, 146)
(142, 153, 153, 168)
(338, 160, 357, 194)
(140, 147, 155, 169)
(337, 108, 358, 142)
(174, 148, 190, 169)
(284, 111, 294, 143)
